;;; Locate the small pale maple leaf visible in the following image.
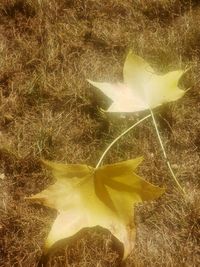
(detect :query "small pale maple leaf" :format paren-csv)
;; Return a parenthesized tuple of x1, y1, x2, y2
(27, 158, 164, 259)
(87, 51, 187, 112)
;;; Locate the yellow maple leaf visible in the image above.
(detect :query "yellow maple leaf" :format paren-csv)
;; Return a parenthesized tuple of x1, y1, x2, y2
(87, 51, 187, 112)
(27, 158, 164, 259)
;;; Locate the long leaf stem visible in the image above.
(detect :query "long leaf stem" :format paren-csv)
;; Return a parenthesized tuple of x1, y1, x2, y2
(95, 114, 151, 169)
(150, 109, 185, 195)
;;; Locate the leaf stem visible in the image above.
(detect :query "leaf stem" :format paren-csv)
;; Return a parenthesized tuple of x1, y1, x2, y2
(150, 109, 185, 195)
(95, 114, 151, 169)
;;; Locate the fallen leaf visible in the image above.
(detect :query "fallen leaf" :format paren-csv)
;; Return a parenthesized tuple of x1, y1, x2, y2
(27, 158, 164, 258)
(87, 51, 187, 112)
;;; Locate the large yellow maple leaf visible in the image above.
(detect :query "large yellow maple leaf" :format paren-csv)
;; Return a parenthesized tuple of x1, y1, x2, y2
(28, 158, 164, 259)
(87, 51, 187, 112)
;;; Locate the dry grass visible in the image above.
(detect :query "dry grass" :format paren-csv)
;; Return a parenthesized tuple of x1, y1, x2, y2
(0, 0, 199, 266)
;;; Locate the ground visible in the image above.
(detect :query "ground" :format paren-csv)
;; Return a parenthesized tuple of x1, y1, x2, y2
(0, 0, 199, 266)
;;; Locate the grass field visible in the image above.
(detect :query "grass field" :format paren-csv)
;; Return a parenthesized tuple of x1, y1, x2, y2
(0, 0, 199, 266)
